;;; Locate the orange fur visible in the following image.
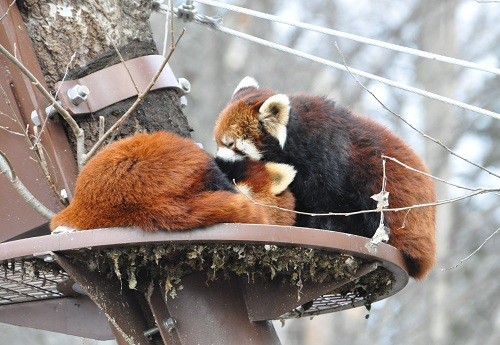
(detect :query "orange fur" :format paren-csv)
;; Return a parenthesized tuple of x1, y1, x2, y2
(351, 115, 436, 279)
(50, 132, 276, 232)
(235, 160, 296, 226)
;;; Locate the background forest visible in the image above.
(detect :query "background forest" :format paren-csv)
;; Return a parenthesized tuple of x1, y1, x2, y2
(1, 0, 499, 344)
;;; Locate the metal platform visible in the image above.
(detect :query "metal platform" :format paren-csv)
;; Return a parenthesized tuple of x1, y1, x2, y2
(0, 224, 409, 344)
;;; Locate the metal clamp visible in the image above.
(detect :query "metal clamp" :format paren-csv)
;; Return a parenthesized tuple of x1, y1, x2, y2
(177, 0, 197, 22)
(53, 55, 190, 116)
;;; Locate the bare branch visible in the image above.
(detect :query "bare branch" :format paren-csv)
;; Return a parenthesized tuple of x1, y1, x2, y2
(32, 52, 77, 149)
(98, 116, 105, 139)
(234, 178, 499, 218)
(442, 226, 500, 271)
(333, 42, 500, 180)
(0, 0, 16, 22)
(82, 29, 186, 164)
(382, 155, 486, 192)
(0, 125, 24, 136)
(0, 150, 55, 219)
(105, 31, 140, 94)
(0, 43, 85, 169)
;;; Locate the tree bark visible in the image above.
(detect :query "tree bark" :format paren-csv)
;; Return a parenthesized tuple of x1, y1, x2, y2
(19, 0, 191, 155)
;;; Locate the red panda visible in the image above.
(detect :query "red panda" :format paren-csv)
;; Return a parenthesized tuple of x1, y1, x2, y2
(213, 77, 436, 279)
(50, 131, 297, 232)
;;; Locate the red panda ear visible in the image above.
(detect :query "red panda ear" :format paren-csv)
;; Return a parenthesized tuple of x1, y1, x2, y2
(264, 162, 296, 195)
(258, 94, 290, 148)
(232, 76, 259, 99)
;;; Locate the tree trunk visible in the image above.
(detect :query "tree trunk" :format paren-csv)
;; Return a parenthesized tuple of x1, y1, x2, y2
(19, 0, 191, 154)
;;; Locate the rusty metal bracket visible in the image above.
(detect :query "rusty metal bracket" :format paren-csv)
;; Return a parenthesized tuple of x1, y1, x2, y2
(52, 252, 153, 345)
(242, 262, 380, 321)
(53, 55, 190, 116)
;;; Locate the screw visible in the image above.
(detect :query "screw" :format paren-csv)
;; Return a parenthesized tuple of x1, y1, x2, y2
(163, 318, 177, 332)
(31, 110, 41, 126)
(67, 84, 89, 106)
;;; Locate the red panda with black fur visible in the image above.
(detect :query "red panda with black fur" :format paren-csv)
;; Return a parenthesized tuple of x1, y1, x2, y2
(50, 131, 297, 232)
(214, 77, 436, 279)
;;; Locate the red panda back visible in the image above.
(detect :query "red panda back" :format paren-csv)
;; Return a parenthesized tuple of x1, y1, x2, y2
(50, 132, 269, 232)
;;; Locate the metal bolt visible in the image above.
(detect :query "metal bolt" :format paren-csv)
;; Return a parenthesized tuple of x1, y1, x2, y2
(163, 318, 177, 332)
(67, 84, 90, 106)
(177, 78, 191, 94)
(45, 104, 59, 118)
(143, 326, 159, 338)
(71, 283, 86, 295)
(180, 96, 188, 108)
(31, 110, 41, 126)
(177, 1, 197, 22)
(143, 318, 177, 338)
(43, 254, 54, 263)
(60, 189, 69, 203)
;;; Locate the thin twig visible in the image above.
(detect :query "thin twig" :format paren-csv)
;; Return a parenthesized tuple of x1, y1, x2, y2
(82, 29, 185, 164)
(105, 31, 140, 94)
(98, 116, 105, 139)
(333, 42, 500, 180)
(233, 179, 499, 217)
(169, 0, 175, 51)
(0, 125, 24, 136)
(32, 52, 77, 149)
(0, 43, 85, 169)
(0, 150, 55, 219)
(382, 155, 483, 192)
(0, 0, 16, 22)
(442, 226, 500, 271)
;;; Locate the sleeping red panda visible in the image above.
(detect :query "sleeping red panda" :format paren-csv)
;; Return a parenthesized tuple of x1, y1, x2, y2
(213, 77, 436, 279)
(50, 131, 297, 232)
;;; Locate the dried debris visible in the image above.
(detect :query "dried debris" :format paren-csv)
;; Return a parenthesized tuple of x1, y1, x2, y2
(1, 244, 395, 318)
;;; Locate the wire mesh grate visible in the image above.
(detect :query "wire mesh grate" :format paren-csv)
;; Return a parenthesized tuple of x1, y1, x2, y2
(0, 259, 68, 305)
(279, 292, 368, 319)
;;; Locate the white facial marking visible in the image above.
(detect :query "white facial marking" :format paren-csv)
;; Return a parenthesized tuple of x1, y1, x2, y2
(216, 146, 243, 162)
(236, 138, 262, 160)
(233, 76, 259, 96)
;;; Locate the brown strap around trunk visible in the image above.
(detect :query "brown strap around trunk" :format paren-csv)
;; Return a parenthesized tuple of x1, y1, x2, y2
(54, 55, 189, 116)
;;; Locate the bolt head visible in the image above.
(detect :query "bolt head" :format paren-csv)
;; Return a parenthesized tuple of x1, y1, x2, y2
(31, 110, 41, 126)
(43, 255, 54, 263)
(45, 104, 59, 118)
(178, 78, 191, 93)
(163, 318, 177, 332)
(67, 84, 89, 106)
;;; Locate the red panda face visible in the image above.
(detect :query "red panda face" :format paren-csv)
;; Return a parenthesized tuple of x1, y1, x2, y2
(214, 100, 264, 161)
(214, 77, 291, 162)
